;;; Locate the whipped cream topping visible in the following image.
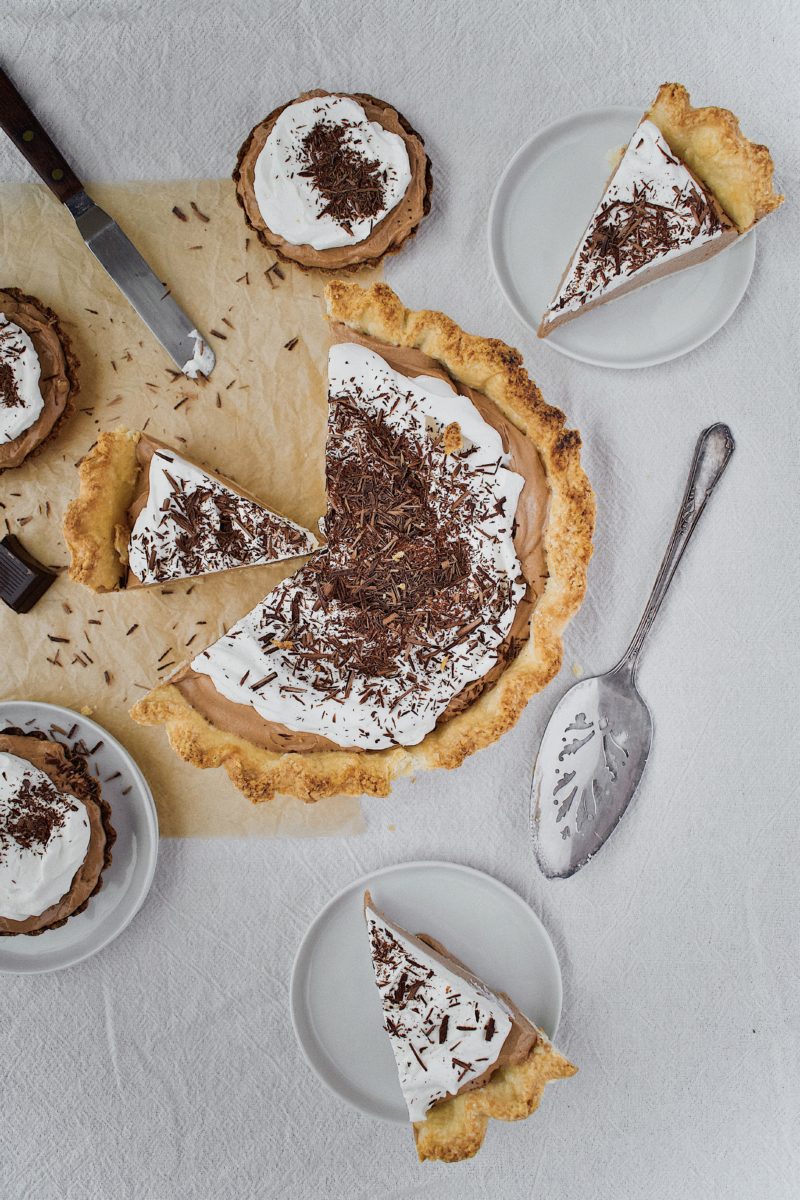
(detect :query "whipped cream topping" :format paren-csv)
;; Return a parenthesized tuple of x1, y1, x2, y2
(0, 752, 90, 922)
(365, 900, 513, 1121)
(181, 330, 215, 380)
(543, 118, 729, 323)
(254, 95, 412, 250)
(0, 314, 45, 444)
(127, 449, 317, 585)
(189, 343, 526, 750)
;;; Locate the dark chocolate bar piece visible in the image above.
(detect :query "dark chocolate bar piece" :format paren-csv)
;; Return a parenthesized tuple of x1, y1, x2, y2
(0, 534, 57, 613)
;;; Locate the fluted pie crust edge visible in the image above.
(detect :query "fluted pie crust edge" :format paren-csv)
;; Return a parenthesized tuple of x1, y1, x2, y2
(63, 428, 142, 592)
(414, 1035, 577, 1162)
(130, 281, 595, 803)
(648, 83, 783, 232)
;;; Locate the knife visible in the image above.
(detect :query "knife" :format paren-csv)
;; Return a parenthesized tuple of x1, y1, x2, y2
(0, 67, 215, 378)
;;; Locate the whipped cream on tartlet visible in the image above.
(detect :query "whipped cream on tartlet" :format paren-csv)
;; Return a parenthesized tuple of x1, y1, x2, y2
(127, 448, 317, 585)
(0, 752, 90, 923)
(189, 343, 526, 750)
(253, 95, 413, 250)
(0, 315, 45, 444)
(542, 118, 730, 325)
(365, 899, 514, 1121)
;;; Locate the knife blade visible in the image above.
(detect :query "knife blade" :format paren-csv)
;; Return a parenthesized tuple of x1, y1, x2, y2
(0, 67, 215, 378)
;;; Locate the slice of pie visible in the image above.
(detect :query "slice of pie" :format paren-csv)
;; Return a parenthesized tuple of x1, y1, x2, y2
(0, 288, 79, 472)
(234, 89, 432, 271)
(364, 892, 576, 1161)
(131, 282, 594, 803)
(539, 83, 784, 336)
(63, 429, 319, 592)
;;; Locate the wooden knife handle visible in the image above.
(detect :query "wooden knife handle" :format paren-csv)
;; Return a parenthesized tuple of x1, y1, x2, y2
(0, 67, 82, 202)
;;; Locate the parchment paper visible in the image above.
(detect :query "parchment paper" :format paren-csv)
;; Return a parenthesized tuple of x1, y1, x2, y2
(0, 178, 378, 837)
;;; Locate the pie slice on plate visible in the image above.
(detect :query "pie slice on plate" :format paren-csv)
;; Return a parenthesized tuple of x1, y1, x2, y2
(63, 429, 318, 592)
(131, 281, 594, 802)
(539, 83, 784, 336)
(364, 891, 576, 1161)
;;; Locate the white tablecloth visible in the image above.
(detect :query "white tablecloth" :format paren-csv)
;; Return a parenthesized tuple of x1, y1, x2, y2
(2, 2, 799, 1197)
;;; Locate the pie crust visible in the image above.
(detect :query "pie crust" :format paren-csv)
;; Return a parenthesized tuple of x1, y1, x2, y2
(0, 288, 79, 473)
(414, 1037, 577, 1162)
(130, 282, 595, 803)
(647, 83, 783, 232)
(233, 90, 433, 271)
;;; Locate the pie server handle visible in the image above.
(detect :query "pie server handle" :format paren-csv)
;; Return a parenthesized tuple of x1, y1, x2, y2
(0, 66, 83, 204)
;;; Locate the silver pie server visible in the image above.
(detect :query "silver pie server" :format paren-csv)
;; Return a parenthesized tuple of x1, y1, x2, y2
(0, 67, 215, 378)
(531, 423, 735, 879)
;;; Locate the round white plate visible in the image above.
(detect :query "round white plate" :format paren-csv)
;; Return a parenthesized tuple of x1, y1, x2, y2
(0, 701, 158, 974)
(290, 860, 563, 1122)
(488, 105, 756, 369)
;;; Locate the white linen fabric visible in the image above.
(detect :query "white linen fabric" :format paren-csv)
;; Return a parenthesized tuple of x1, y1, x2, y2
(1, 1, 799, 1198)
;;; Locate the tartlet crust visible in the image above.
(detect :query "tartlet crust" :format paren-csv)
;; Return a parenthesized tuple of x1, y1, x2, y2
(63, 427, 142, 592)
(0, 287, 79, 472)
(414, 1036, 577, 1162)
(131, 282, 595, 804)
(0, 728, 116, 937)
(648, 83, 783, 231)
(233, 90, 433, 272)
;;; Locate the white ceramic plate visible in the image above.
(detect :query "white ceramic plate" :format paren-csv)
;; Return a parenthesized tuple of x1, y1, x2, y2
(488, 105, 756, 369)
(290, 860, 563, 1122)
(0, 701, 158, 974)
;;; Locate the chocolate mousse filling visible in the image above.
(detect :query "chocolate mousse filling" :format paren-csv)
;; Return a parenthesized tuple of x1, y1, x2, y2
(172, 328, 549, 753)
(0, 730, 114, 936)
(234, 90, 432, 270)
(0, 288, 77, 472)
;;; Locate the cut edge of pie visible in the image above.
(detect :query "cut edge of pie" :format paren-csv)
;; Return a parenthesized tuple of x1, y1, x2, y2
(130, 281, 595, 803)
(648, 83, 783, 232)
(414, 1036, 577, 1163)
(62, 428, 318, 592)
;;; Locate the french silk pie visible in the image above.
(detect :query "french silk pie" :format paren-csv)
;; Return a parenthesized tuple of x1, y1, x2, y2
(364, 892, 576, 1161)
(234, 90, 432, 270)
(130, 282, 594, 803)
(0, 729, 114, 936)
(539, 83, 784, 336)
(63, 431, 319, 592)
(0, 288, 78, 472)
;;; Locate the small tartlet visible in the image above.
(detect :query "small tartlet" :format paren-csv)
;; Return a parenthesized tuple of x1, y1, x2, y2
(0, 288, 79, 472)
(0, 728, 115, 936)
(233, 89, 432, 271)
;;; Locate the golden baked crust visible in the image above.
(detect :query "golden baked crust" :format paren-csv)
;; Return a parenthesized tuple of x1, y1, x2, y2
(63, 428, 142, 592)
(413, 1036, 576, 1162)
(648, 83, 783, 231)
(0, 287, 79, 472)
(131, 282, 595, 803)
(233, 90, 433, 271)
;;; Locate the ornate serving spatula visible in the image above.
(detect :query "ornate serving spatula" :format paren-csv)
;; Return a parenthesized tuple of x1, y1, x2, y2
(531, 423, 735, 878)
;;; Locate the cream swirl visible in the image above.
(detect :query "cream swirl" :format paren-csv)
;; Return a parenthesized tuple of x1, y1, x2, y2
(0, 315, 45, 444)
(0, 753, 90, 923)
(254, 95, 412, 249)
